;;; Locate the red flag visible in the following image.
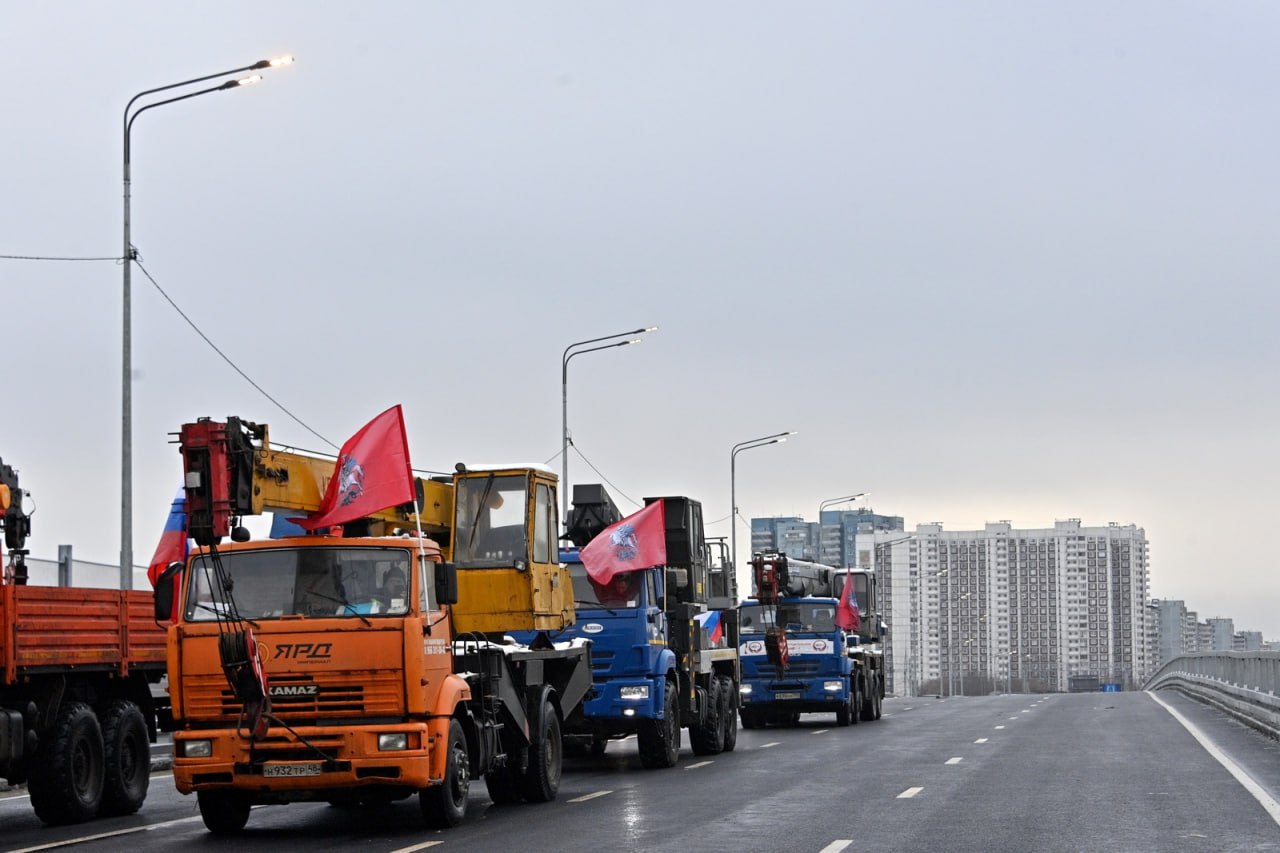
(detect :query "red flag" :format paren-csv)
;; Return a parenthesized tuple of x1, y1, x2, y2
(293, 406, 414, 531)
(836, 571, 862, 632)
(579, 499, 667, 584)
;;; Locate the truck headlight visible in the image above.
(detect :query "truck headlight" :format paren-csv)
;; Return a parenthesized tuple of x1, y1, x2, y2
(619, 685, 650, 701)
(378, 733, 408, 751)
(739, 683, 752, 695)
(823, 680, 843, 692)
(181, 739, 213, 758)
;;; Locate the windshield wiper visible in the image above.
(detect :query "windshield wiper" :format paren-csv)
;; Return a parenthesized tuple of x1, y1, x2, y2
(466, 474, 496, 552)
(304, 589, 372, 627)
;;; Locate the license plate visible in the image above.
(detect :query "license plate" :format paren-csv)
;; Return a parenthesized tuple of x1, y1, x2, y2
(262, 762, 322, 778)
(774, 692, 802, 701)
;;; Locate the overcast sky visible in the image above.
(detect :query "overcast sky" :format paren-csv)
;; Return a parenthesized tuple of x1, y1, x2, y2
(4, 3, 1277, 635)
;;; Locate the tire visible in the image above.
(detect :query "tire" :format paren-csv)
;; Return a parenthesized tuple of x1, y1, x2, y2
(850, 678, 862, 726)
(835, 687, 853, 727)
(197, 790, 252, 834)
(739, 708, 762, 730)
(638, 680, 680, 769)
(861, 674, 879, 721)
(420, 719, 469, 828)
(519, 700, 562, 802)
(690, 679, 724, 756)
(28, 702, 105, 825)
(484, 758, 525, 805)
(719, 677, 737, 752)
(100, 700, 150, 816)
(872, 681, 883, 720)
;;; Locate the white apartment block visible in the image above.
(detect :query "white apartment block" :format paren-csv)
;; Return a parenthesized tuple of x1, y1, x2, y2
(857, 519, 1150, 695)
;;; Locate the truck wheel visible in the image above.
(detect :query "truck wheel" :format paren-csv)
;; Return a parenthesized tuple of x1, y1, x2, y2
(849, 678, 862, 726)
(484, 759, 525, 805)
(690, 678, 724, 756)
(719, 677, 738, 752)
(28, 702, 105, 825)
(861, 675, 878, 721)
(100, 700, 150, 816)
(836, 689, 853, 727)
(420, 719, 469, 827)
(519, 700, 562, 802)
(638, 680, 680, 768)
(197, 790, 251, 834)
(872, 680, 883, 720)
(739, 708, 762, 730)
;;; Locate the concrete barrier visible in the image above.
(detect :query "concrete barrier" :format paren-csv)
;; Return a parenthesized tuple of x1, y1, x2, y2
(1145, 651, 1280, 740)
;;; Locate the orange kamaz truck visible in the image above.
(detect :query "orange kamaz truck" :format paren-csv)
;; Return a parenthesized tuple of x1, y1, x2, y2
(153, 417, 590, 833)
(0, 456, 169, 826)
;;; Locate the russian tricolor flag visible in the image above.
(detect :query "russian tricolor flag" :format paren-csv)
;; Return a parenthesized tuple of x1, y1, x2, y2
(696, 610, 724, 644)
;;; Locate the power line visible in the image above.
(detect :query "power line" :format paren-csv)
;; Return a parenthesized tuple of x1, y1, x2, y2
(0, 253, 124, 262)
(569, 442, 640, 509)
(133, 258, 337, 450)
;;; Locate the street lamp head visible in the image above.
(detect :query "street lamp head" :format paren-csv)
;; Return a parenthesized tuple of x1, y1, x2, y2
(252, 55, 296, 70)
(221, 75, 263, 89)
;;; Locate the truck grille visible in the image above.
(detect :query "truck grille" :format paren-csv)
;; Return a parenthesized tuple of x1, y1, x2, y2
(750, 660, 821, 678)
(183, 672, 403, 721)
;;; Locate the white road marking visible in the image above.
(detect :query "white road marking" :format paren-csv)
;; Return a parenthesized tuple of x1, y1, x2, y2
(1008, 716, 1019, 720)
(761, 742, 781, 749)
(897, 786, 924, 799)
(685, 760, 714, 769)
(6, 815, 203, 853)
(946, 757, 963, 765)
(811, 729, 829, 735)
(1149, 692, 1280, 827)
(568, 790, 613, 803)
(904, 706, 913, 710)
(818, 841, 853, 853)
(389, 842, 444, 853)
(995, 725, 1006, 730)
(1021, 709, 1031, 714)
(975, 737, 989, 743)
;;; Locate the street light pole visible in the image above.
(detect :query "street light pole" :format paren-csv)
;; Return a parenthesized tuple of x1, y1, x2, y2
(120, 56, 292, 590)
(730, 431, 795, 579)
(816, 492, 866, 564)
(560, 327, 656, 525)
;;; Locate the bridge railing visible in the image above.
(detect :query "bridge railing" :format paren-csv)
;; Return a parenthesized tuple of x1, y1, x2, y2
(1145, 651, 1280, 738)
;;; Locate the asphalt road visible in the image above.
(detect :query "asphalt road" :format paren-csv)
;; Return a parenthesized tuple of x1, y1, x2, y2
(2, 691, 1278, 852)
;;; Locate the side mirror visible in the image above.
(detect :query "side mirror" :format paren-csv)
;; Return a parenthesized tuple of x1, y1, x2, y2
(434, 560, 459, 606)
(153, 561, 183, 621)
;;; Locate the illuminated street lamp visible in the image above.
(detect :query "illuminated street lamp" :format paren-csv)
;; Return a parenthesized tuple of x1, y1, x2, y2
(729, 431, 795, 576)
(120, 56, 292, 589)
(560, 327, 656, 524)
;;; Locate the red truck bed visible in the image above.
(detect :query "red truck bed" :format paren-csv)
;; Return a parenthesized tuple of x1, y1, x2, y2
(0, 584, 167, 684)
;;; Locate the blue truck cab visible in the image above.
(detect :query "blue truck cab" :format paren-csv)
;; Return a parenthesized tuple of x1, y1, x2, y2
(520, 485, 740, 768)
(737, 554, 884, 728)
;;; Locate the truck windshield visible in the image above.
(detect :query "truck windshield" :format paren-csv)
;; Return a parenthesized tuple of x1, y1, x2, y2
(569, 565, 642, 608)
(185, 547, 413, 620)
(453, 474, 529, 567)
(740, 601, 837, 634)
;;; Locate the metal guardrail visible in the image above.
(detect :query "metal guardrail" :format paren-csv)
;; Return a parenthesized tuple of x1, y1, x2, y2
(1145, 651, 1280, 739)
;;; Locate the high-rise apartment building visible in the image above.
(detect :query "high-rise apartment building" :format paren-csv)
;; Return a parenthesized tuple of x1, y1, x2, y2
(859, 519, 1150, 695)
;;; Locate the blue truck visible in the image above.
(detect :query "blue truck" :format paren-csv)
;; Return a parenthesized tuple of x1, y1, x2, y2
(532, 485, 740, 768)
(737, 553, 883, 728)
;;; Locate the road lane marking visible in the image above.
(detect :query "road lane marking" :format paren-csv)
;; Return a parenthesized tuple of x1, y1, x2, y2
(897, 787, 924, 799)
(1021, 710, 1031, 713)
(975, 738, 989, 743)
(568, 790, 613, 803)
(389, 843, 444, 853)
(1149, 692, 1280, 827)
(811, 729, 829, 735)
(946, 757, 963, 765)
(6, 815, 203, 853)
(818, 842, 852, 853)
(685, 760, 713, 769)
(2, 773, 173, 805)
(1008, 716, 1019, 720)
(995, 725, 1006, 730)
(761, 742, 781, 748)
